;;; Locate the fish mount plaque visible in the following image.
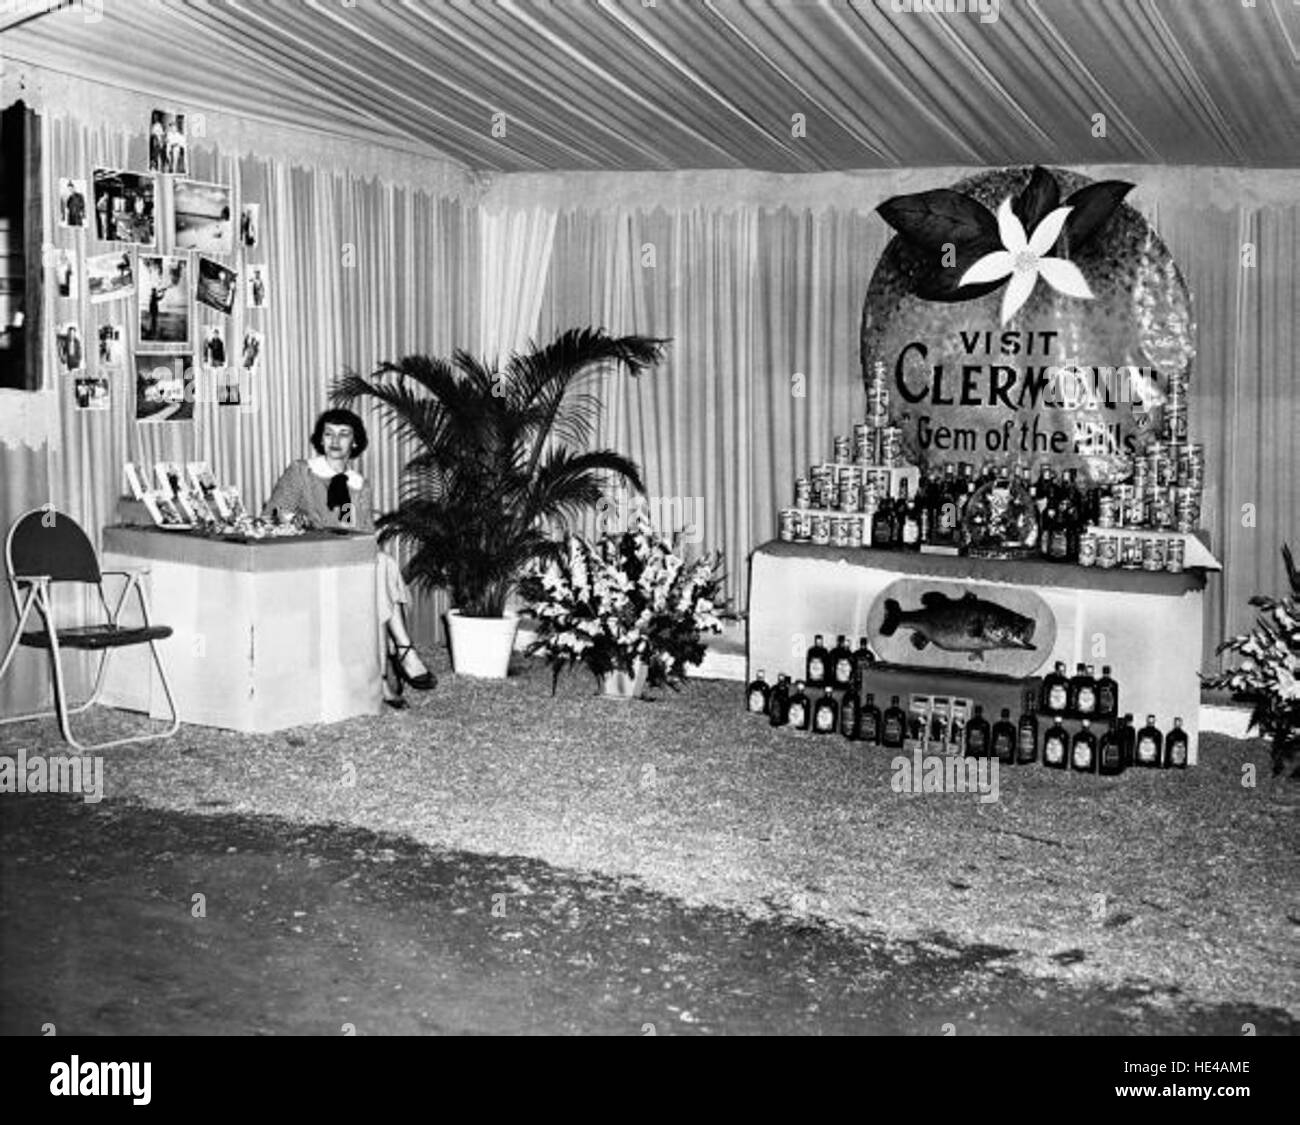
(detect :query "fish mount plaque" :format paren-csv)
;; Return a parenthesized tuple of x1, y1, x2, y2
(866, 578, 1056, 678)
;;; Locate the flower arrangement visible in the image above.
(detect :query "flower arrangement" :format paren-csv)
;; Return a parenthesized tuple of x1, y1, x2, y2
(520, 516, 725, 693)
(1201, 544, 1300, 777)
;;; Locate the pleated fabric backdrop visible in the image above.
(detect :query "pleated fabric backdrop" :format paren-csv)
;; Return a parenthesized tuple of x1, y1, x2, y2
(524, 169, 1300, 669)
(0, 73, 480, 715)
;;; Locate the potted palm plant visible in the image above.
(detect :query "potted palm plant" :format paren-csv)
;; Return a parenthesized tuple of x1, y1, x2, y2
(331, 328, 668, 678)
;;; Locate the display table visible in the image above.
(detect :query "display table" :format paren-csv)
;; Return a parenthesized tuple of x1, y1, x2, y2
(100, 526, 382, 733)
(748, 541, 1209, 763)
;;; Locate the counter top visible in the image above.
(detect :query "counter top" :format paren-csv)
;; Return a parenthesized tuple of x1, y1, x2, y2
(102, 525, 378, 572)
(753, 539, 1207, 595)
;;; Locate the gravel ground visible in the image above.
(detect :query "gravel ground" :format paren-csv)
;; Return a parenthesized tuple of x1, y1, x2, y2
(3, 652, 1296, 1021)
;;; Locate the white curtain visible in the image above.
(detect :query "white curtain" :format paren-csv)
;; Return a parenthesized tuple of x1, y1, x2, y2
(478, 205, 557, 359)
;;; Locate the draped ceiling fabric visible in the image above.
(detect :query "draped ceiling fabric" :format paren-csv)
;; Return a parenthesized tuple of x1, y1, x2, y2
(2, 0, 1297, 171)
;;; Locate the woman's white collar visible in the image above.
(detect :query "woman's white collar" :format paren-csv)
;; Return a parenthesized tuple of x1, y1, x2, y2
(307, 456, 362, 491)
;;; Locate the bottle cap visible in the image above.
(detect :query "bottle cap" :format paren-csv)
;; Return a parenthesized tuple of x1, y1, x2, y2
(1001, 708, 1011, 718)
(1146, 713, 1156, 723)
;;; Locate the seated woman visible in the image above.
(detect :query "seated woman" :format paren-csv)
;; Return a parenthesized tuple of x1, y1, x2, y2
(263, 408, 435, 709)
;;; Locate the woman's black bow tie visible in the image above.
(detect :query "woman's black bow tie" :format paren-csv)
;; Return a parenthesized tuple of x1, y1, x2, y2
(326, 472, 351, 513)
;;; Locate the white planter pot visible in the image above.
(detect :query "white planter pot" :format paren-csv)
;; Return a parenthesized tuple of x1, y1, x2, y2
(445, 610, 520, 679)
(600, 659, 648, 700)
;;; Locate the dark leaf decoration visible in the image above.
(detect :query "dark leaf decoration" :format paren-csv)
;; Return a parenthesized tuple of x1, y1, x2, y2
(877, 189, 998, 251)
(913, 233, 1005, 302)
(1061, 180, 1134, 250)
(1012, 165, 1061, 236)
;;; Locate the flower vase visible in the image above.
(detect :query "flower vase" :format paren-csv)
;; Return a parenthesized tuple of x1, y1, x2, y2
(600, 660, 648, 700)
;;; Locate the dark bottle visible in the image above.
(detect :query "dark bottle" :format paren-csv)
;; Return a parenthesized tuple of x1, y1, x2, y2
(1034, 466, 1056, 514)
(840, 685, 860, 739)
(899, 479, 921, 551)
(746, 669, 771, 715)
(1135, 714, 1163, 768)
(1070, 662, 1098, 716)
(992, 707, 1017, 764)
(870, 495, 896, 550)
(1039, 505, 1056, 558)
(805, 634, 828, 687)
(881, 694, 907, 749)
(1118, 713, 1136, 768)
(916, 471, 935, 544)
(786, 681, 812, 732)
(1164, 717, 1189, 769)
(850, 637, 873, 693)
(1016, 690, 1040, 764)
(935, 464, 960, 543)
(1096, 665, 1119, 719)
(1071, 719, 1098, 773)
(1098, 722, 1125, 776)
(858, 692, 883, 745)
(829, 634, 855, 689)
(768, 675, 791, 727)
(1048, 507, 1071, 560)
(964, 704, 991, 759)
(1042, 718, 1069, 769)
(1060, 468, 1083, 557)
(1041, 661, 1071, 716)
(812, 685, 839, 735)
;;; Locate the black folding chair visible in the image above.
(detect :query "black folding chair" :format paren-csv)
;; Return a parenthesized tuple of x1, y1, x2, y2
(0, 508, 179, 749)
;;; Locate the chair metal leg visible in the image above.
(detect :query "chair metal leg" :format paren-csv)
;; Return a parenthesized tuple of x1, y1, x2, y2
(1, 591, 180, 751)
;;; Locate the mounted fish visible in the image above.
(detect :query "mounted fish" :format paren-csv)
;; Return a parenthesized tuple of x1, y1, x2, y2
(868, 579, 1056, 677)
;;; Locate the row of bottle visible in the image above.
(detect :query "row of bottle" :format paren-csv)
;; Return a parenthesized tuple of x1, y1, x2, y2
(1039, 661, 1119, 718)
(746, 675, 1190, 772)
(800, 636, 1121, 722)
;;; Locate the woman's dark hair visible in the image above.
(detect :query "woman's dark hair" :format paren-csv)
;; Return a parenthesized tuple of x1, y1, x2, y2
(310, 408, 368, 458)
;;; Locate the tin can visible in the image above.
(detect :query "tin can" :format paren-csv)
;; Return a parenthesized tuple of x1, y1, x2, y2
(1121, 535, 1142, 570)
(853, 423, 872, 465)
(834, 436, 851, 465)
(847, 515, 863, 548)
(794, 476, 811, 509)
(1098, 495, 1118, 529)
(1142, 536, 1166, 571)
(1166, 537, 1186, 573)
(1165, 401, 1188, 443)
(1078, 531, 1098, 567)
(1098, 533, 1119, 569)
(1174, 487, 1199, 531)
(812, 465, 835, 508)
(864, 468, 890, 503)
(867, 383, 890, 426)
(1132, 457, 1149, 493)
(811, 513, 831, 546)
(839, 481, 862, 513)
(831, 515, 850, 548)
(1113, 484, 1135, 528)
(796, 510, 813, 542)
(779, 509, 797, 543)
(1150, 489, 1174, 530)
(880, 427, 903, 468)
(1147, 443, 1172, 488)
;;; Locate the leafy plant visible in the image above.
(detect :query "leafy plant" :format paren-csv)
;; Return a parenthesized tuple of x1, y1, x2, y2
(332, 328, 668, 617)
(1201, 544, 1300, 777)
(520, 515, 725, 693)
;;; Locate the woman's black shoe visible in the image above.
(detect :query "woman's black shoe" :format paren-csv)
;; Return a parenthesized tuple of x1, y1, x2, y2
(384, 695, 410, 710)
(390, 643, 436, 690)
